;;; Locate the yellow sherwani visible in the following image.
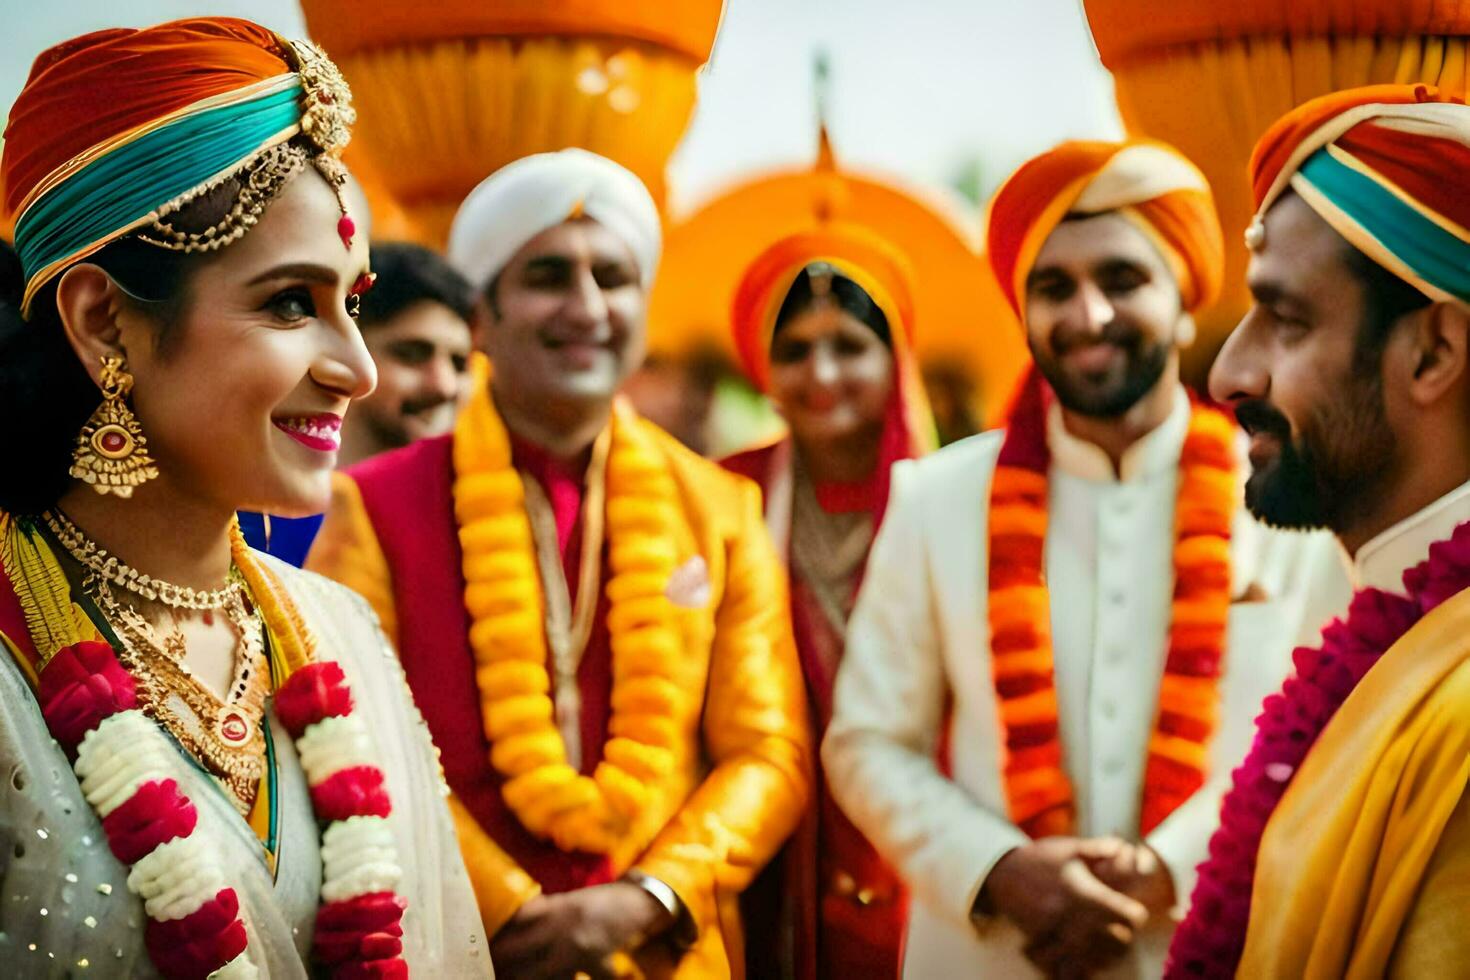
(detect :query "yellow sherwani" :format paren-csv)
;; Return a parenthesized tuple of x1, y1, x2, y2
(1241, 480, 1470, 978)
(308, 399, 811, 979)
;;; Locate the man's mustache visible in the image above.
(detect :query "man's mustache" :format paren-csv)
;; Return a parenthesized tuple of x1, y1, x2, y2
(1233, 398, 1291, 440)
(401, 393, 457, 417)
(1050, 320, 1143, 356)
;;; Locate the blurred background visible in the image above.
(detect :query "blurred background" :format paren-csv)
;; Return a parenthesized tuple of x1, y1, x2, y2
(0, 1, 1121, 216)
(7, 1, 1468, 455)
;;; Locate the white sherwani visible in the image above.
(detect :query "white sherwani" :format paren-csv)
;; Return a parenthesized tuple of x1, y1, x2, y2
(822, 387, 1351, 979)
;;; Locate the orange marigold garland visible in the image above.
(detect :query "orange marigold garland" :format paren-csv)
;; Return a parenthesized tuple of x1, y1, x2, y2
(987, 371, 1236, 838)
(452, 354, 688, 854)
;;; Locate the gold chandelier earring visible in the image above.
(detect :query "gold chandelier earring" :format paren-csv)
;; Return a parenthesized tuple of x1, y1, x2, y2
(70, 353, 159, 498)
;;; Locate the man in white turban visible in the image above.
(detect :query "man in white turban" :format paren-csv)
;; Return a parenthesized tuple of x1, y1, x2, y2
(309, 149, 812, 979)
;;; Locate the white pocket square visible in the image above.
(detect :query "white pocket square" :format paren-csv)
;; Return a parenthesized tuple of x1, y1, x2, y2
(665, 556, 711, 609)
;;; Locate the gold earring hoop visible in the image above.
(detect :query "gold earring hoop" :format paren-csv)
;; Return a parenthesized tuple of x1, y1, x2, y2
(70, 353, 160, 498)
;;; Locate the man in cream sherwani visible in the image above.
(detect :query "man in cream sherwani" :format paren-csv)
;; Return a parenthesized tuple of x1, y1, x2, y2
(822, 139, 1350, 978)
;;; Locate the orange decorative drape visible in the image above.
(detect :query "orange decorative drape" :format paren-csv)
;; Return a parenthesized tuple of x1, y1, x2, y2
(1083, 0, 1470, 376)
(298, 0, 722, 247)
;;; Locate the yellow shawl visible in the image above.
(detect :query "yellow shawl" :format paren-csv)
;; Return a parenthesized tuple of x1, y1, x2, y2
(1240, 586, 1470, 978)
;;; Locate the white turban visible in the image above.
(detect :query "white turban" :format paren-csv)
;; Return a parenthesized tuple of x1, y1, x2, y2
(447, 148, 662, 292)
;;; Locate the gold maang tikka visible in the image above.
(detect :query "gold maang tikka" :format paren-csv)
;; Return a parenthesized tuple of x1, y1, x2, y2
(290, 37, 359, 250)
(70, 353, 159, 498)
(135, 37, 359, 256)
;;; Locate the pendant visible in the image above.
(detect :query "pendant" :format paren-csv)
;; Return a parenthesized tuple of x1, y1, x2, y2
(218, 709, 252, 746)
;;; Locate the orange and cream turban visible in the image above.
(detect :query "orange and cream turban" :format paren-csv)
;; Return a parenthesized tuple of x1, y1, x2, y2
(986, 140, 1224, 322)
(1249, 84, 1470, 307)
(2, 18, 355, 317)
(447, 148, 662, 292)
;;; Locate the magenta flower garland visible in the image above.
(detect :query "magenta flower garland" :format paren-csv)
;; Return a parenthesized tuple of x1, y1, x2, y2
(1165, 519, 1470, 977)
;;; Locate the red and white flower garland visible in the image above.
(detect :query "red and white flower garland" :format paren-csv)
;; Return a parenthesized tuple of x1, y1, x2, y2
(38, 640, 409, 979)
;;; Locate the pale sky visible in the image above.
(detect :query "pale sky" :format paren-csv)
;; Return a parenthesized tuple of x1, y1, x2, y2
(2, 0, 1123, 222)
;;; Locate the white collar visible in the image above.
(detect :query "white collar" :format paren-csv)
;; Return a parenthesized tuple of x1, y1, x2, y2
(1354, 478, 1470, 595)
(1046, 384, 1191, 484)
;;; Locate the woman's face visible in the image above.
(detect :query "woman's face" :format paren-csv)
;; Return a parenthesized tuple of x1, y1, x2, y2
(767, 302, 895, 448)
(116, 171, 376, 517)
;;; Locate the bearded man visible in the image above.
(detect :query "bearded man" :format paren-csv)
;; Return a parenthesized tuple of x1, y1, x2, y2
(821, 139, 1348, 978)
(1167, 84, 1470, 979)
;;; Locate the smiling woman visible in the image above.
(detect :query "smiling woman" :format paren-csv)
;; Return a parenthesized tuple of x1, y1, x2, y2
(0, 17, 487, 979)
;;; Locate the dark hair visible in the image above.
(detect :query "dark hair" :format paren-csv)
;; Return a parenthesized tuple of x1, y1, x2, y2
(359, 241, 474, 328)
(772, 265, 892, 346)
(1343, 243, 1434, 375)
(0, 172, 255, 514)
(0, 240, 21, 305)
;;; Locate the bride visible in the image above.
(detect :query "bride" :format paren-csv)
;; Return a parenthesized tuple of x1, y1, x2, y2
(0, 18, 487, 977)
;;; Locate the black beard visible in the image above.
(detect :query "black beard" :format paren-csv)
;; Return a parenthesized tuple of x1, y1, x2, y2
(1030, 320, 1170, 419)
(1235, 382, 1396, 534)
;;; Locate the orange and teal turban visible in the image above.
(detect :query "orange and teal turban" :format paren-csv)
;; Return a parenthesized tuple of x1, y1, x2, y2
(1249, 84, 1470, 307)
(2, 18, 355, 316)
(986, 140, 1224, 322)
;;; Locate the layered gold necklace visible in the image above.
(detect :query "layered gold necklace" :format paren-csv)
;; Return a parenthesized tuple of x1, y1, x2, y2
(44, 509, 270, 815)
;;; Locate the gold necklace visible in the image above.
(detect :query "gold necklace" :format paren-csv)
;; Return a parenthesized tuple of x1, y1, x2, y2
(43, 510, 270, 815)
(45, 508, 242, 611)
(102, 587, 270, 815)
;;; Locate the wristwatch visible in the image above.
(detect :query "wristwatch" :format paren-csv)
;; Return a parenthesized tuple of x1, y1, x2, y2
(623, 869, 698, 953)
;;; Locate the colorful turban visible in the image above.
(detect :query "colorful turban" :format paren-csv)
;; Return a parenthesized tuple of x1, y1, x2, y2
(1249, 84, 1470, 307)
(447, 148, 662, 292)
(730, 223, 936, 516)
(986, 140, 1224, 322)
(2, 18, 355, 317)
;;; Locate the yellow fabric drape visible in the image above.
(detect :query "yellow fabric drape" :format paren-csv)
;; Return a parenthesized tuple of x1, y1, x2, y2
(1083, 0, 1470, 377)
(1240, 586, 1470, 978)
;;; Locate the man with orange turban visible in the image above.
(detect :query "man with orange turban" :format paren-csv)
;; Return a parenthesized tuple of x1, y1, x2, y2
(309, 149, 811, 978)
(822, 139, 1348, 977)
(1168, 84, 1470, 979)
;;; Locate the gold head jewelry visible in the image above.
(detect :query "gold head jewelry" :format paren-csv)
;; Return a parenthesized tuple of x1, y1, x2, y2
(806, 261, 837, 299)
(70, 353, 159, 498)
(137, 142, 310, 254)
(289, 37, 360, 249)
(135, 37, 358, 256)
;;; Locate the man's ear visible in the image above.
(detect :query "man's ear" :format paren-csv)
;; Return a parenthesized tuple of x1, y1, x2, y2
(1404, 302, 1469, 409)
(470, 295, 497, 354)
(55, 264, 125, 387)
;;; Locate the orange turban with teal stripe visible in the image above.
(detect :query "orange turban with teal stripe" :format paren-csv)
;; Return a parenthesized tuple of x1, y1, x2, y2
(2, 18, 354, 315)
(1249, 84, 1470, 308)
(986, 140, 1224, 323)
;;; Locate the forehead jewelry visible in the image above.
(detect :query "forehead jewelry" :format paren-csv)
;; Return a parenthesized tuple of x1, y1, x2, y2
(139, 40, 358, 257)
(806, 261, 837, 298)
(290, 39, 358, 250)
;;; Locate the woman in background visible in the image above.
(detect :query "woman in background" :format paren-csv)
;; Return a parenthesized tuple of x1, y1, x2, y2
(724, 229, 934, 979)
